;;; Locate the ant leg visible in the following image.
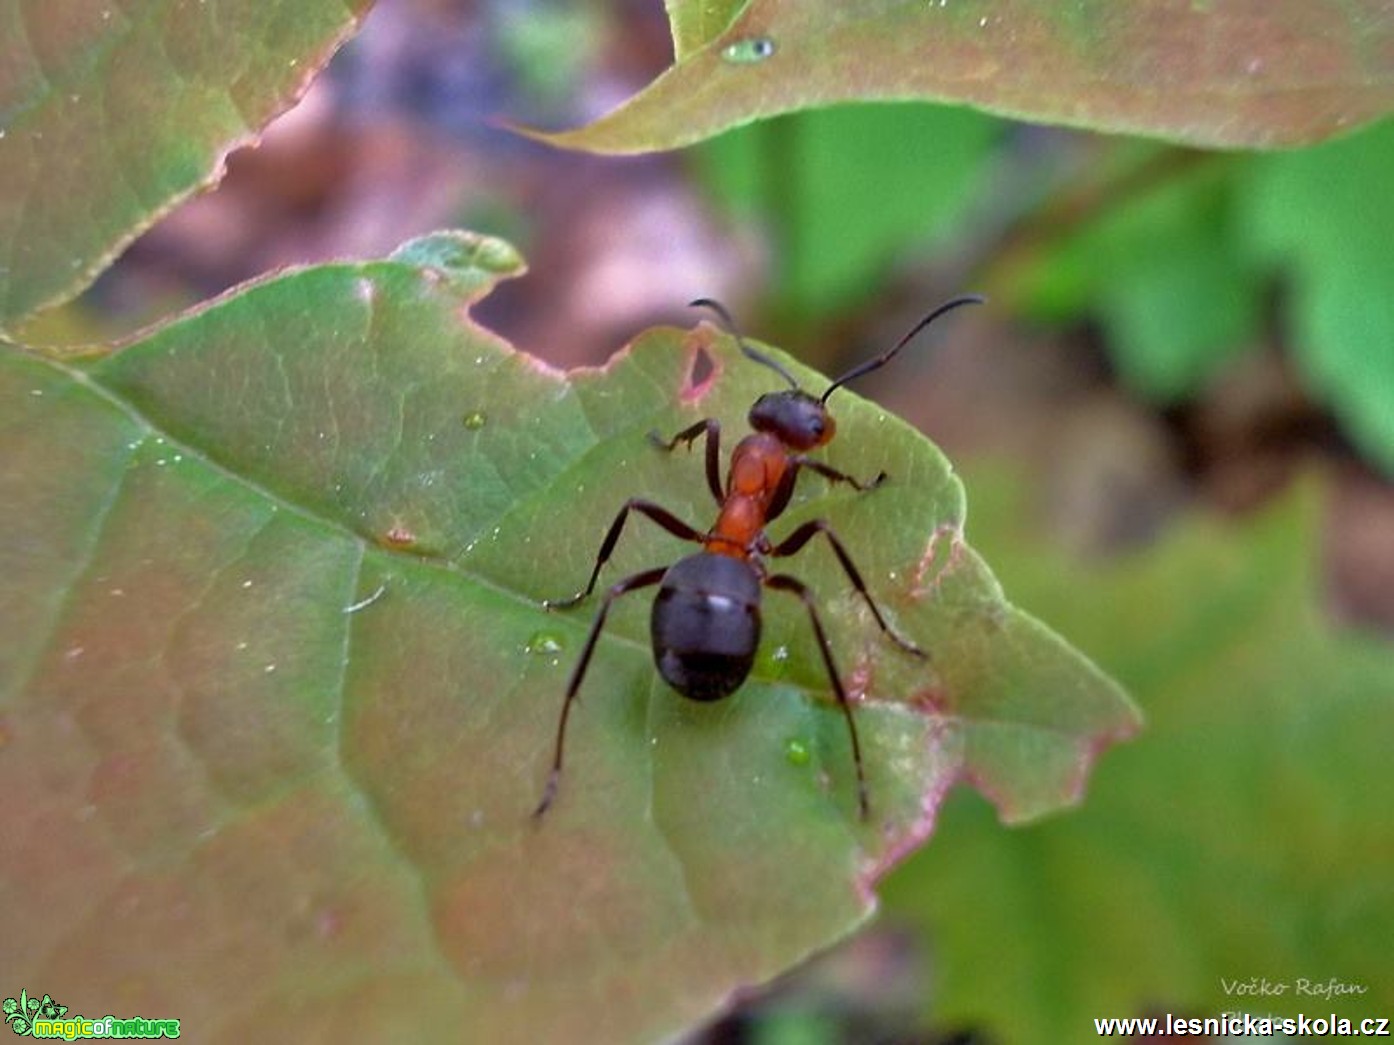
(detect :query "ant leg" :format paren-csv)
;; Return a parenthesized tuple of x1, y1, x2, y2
(545, 499, 703, 609)
(768, 457, 884, 524)
(765, 463, 799, 524)
(765, 573, 870, 821)
(649, 418, 723, 506)
(789, 455, 886, 493)
(769, 520, 927, 658)
(766, 455, 884, 523)
(534, 566, 668, 819)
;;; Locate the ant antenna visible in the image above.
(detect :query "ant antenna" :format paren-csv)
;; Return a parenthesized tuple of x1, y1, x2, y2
(820, 294, 985, 404)
(690, 298, 799, 390)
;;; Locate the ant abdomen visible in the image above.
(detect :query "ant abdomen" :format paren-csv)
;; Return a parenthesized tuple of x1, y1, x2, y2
(651, 553, 762, 702)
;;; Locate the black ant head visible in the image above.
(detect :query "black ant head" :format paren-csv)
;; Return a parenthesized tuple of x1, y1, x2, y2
(689, 293, 984, 448)
(748, 390, 836, 450)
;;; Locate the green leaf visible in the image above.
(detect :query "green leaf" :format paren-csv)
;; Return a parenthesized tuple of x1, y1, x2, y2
(882, 467, 1394, 1043)
(0, 0, 375, 333)
(1017, 153, 1263, 401)
(0, 231, 1136, 1041)
(524, 2, 1394, 154)
(696, 104, 1001, 318)
(1240, 119, 1394, 474)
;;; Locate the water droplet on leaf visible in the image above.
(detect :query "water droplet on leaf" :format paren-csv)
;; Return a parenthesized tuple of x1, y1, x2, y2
(525, 631, 564, 655)
(785, 738, 811, 766)
(721, 37, 776, 64)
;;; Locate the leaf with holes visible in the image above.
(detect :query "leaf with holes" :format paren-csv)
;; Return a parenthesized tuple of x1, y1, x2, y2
(526, 1, 1394, 154)
(0, 0, 375, 333)
(0, 231, 1137, 1042)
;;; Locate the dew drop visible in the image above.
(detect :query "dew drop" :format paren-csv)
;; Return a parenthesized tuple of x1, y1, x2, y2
(784, 738, 811, 767)
(763, 643, 791, 677)
(525, 630, 565, 655)
(463, 411, 487, 430)
(721, 37, 776, 64)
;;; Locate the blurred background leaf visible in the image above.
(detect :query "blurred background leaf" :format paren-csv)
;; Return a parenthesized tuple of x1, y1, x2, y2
(1009, 146, 1264, 400)
(694, 104, 1002, 324)
(1240, 121, 1394, 477)
(880, 468, 1394, 1043)
(1001, 119, 1394, 476)
(0, 0, 375, 333)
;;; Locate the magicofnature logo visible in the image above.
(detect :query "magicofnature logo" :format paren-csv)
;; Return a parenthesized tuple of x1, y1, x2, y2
(3, 991, 179, 1039)
(3, 990, 66, 1036)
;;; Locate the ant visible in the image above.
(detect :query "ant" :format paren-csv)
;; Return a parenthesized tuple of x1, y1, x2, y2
(533, 294, 983, 821)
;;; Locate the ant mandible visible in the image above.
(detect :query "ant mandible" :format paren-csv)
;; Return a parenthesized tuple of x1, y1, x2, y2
(533, 294, 984, 821)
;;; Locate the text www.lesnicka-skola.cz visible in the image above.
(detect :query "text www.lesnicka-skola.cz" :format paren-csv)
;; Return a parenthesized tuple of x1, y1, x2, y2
(1094, 1012, 1390, 1037)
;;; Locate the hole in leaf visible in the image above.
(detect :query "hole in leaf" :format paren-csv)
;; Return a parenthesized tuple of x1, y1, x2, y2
(682, 342, 718, 403)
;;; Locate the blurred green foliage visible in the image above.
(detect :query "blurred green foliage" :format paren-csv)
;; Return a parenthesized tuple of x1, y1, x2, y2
(1015, 146, 1264, 399)
(880, 468, 1394, 1043)
(694, 103, 1001, 321)
(493, 4, 603, 106)
(697, 109, 1394, 474)
(1241, 121, 1394, 474)
(1028, 120, 1394, 474)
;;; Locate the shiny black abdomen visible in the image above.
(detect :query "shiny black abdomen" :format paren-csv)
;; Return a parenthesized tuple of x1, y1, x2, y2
(650, 553, 762, 702)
